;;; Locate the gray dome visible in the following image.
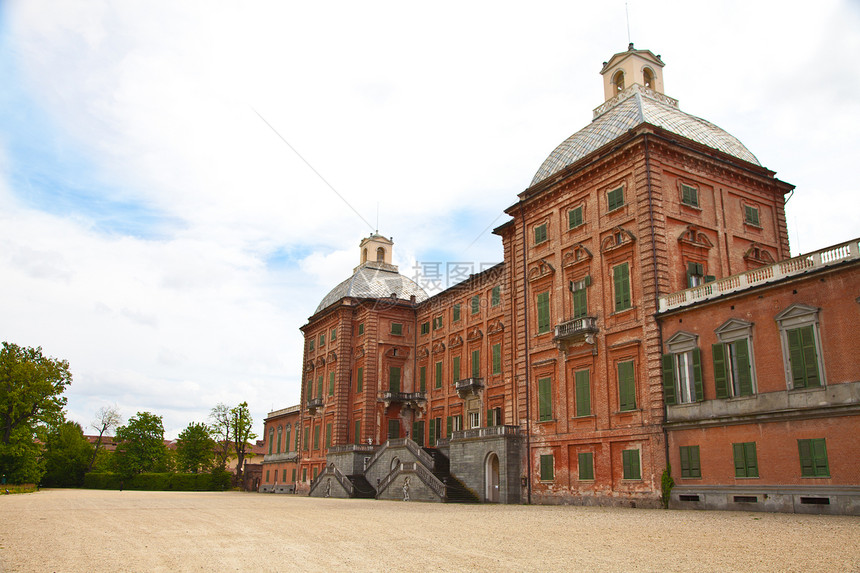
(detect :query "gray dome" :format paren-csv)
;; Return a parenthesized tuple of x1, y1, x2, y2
(315, 262, 429, 313)
(531, 85, 759, 187)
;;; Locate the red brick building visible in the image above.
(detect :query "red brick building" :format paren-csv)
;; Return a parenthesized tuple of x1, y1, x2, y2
(262, 45, 859, 512)
(259, 405, 300, 493)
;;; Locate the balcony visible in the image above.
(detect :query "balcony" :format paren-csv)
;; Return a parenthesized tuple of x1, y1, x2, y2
(263, 451, 298, 463)
(553, 316, 598, 348)
(454, 377, 484, 399)
(378, 391, 427, 412)
(306, 397, 324, 414)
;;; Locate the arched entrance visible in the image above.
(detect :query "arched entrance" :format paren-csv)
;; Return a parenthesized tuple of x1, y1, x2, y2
(485, 453, 500, 502)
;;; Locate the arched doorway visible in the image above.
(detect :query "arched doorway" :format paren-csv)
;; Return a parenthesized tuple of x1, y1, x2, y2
(485, 453, 500, 502)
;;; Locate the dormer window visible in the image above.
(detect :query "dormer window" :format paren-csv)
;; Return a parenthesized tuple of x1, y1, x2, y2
(612, 70, 625, 92)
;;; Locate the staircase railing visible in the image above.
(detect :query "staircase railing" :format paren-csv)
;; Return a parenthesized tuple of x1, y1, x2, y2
(376, 461, 447, 501)
(403, 438, 435, 468)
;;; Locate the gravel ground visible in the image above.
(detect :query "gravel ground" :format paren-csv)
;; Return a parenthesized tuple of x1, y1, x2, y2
(1, 489, 858, 572)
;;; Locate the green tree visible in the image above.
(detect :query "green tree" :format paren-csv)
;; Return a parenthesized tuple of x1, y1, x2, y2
(209, 402, 256, 482)
(175, 422, 214, 473)
(41, 421, 94, 487)
(0, 342, 72, 484)
(113, 411, 168, 478)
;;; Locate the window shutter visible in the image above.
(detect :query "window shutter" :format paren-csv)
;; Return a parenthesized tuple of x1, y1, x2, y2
(575, 370, 591, 417)
(354, 420, 361, 445)
(537, 291, 550, 333)
(412, 421, 419, 443)
(317, 375, 323, 397)
(573, 286, 587, 319)
(538, 377, 552, 421)
(540, 454, 554, 481)
(800, 326, 820, 387)
(389, 367, 401, 393)
(419, 366, 426, 392)
(435, 361, 442, 388)
(692, 348, 704, 402)
(744, 442, 758, 477)
(428, 419, 436, 446)
(325, 423, 332, 448)
(690, 446, 701, 478)
(357, 367, 363, 393)
(712, 343, 729, 399)
(622, 450, 631, 478)
(487, 408, 492, 427)
(492, 343, 501, 375)
(680, 447, 690, 477)
(446, 416, 453, 438)
(733, 443, 745, 477)
(618, 361, 636, 411)
(471, 349, 480, 378)
(812, 438, 829, 476)
(798, 439, 814, 477)
(453, 304, 460, 322)
(453, 356, 460, 382)
(735, 339, 753, 396)
(613, 263, 631, 310)
(662, 354, 677, 406)
(329, 372, 335, 395)
(471, 295, 480, 314)
(492, 286, 501, 307)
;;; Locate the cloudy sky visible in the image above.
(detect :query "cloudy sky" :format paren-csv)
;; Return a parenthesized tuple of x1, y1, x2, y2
(1, 1, 858, 439)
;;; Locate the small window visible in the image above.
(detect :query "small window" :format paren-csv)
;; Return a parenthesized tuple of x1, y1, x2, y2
(389, 366, 401, 393)
(319, 333, 325, 347)
(376, 246, 385, 262)
(570, 276, 590, 319)
(391, 322, 403, 336)
(607, 186, 624, 211)
(643, 67, 654, 89)
(732, 442, 759, 478)
(613, 263, 631, 311)
(578, 452, 594, 480)
(680, 184, 699, 207)
(534, 223, 548, 245)
(612, 69, 624, 92)
(471, 349, 480, 378)
(744, 205, 761, 226)
(309, 339, 315, 351)
(568, 206, 584, 229)
(491, 286, 501, 307)
(491, 343, 501, 375)
(433, 315, 443, 330)
(679, 445, 701, 478)
(540, 454, 554, 481)
(419, 366, 426, 392)
(453, 356, 461, 382)
(328, 371, 334, 396)
(536, 291, 550, 334)
(452, 304, 461, 322)
(622, 449, 641, 480)
(356, 367, 363, 393)
(435, 361, 442, 389)
(798, 438, 829, 477)
(330, 327, 337, 342)
(471, 295, 480, 315)
(468, 411, 480, 429)
(420, 321, 430, 335)
(358, 323, 364, 336)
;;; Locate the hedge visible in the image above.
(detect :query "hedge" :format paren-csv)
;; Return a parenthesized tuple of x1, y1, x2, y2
(84, 470, 231, 491)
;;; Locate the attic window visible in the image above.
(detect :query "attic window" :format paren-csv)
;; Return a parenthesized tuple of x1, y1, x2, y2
(643, 68, 654, 89)
(612, 70, 625, 92)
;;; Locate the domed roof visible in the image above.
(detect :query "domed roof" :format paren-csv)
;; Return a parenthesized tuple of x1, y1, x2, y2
(315, 261, 429, 313)
(530, 84, 760, 187)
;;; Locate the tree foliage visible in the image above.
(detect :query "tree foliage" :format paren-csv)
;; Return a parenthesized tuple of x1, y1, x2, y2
(0, 342, 72, 484)
(113, 411, 169, 478)
(175, 422, 214, 473)
(209, 402, 256, 481)
(42, 421, 94, 487)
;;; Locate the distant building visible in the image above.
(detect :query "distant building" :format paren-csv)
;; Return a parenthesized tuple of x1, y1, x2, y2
(260, 45, 860, 513)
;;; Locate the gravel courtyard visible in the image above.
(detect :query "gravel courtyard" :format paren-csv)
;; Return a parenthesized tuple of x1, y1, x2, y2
(1, 489, 858, 572)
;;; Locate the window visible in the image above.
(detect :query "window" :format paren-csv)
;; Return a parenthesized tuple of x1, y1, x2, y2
(420, 321, 430, 335)
(303, 426, 309, 450)
(536, 291, 550, 334)
(534, 223, 548, 245)
(679, 446, 701, 478)
(317, 375, 323, 398)
(744, 204, 760, 226)
(302, 467, 307, 482)
(570, 276, 590, 319)
(291, 469, 296, 482)
(453, 356, 461, 382)
(268, 428, 274, 454)
(325, 423, 332, 448)
(538, 377, 552, 421)
(568, 206, 583, 229)
(330, 327, 337, 342)
(732, 442, 758, 478)
(295, 426, 300, 450)
(328, 372, 334, 396)
(446, 415, 462, 438)
(617, 361, 636, 411)
(574, 370, 591, 417)
(266, 470, 270, 483)
(612, 69, 624, 92)
(312, 467, 318, 481)
(680, 183, 699, 207)
(662, 344, 704, 405)
(309, 339, 315, 351)
(540, 454, 554, 481)
(471, 349, 480, 378)
(358, 323, 364, 336)
(389, 366, 401, 393)
(452, 304, 461, 322)
(578, 452, 594, 480)
(487, 407, 502, 426)
(412, 420, 425, 447)
(285, 426, 291, 452)
(468, 411, 480, 429)
(313, 425, 320, 450)
(613, 263, 631, 311)
(319, 333, 325, 347)
(277, 426, 282, 453)
(798, 439, 829, 477)
(356, 367, 363, 393)
(491, 286, 501, 307)
(391, 322, 403, 336)
(354, 420, 361, 445)
(433, 315, 443, 330)
(435, 361, 442, 389)
(776, 304, 824, 389)
(428, 417, 441, 446)
(491, 343, 501, 375)
(419, 365, 426, 392)
(471, 295, 480, 315)
(607, 186, 624, 211)
(713, 339, 754, 397)
(622, 449, 641, 480)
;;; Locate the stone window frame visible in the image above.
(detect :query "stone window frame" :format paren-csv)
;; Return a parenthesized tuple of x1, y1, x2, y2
(775, 303, 827, 390)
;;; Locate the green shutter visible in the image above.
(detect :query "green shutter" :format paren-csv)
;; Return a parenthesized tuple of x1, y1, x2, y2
(534, 223, 547, 244)
(492, 343, 501, 375)
(798, 439, 814, 476)
(569, 206, 583, 228)
(538, 377, 552, 421)
(313, 425, 320, 450)
(572, 285, 587, 319)
(358, 323, 364, 335)
(812, 438, 829, 476)
(613, 263, 631, 311)
(306, 379, 313, 401)
(680, 446, 690, 477)
(428, 419, 436, 446)
(537, 291, 550, 333)
(732, 443, 745, 477)
(662, 354, 677, 406)
(622, 450, 640, 480)
(330, 328, 336, 342)
(435, 361, 442, 388)
(357, 367, 363, 393)
(712, 343, 729, 399)
(692, 348, 704, 402)
(575, 370, 591, 417)
(317, 375, 323, 398)
(491, 286, 501, 307)
(789, 326, 820, 388)
(419, 366, 426, 392)
(540, 454, 554, 481)
(734, 339, 753, 396)
(303, 427, 309, 450)
(354, 420, 361, 445)
(578, 452, 594, 480)
(472, 349, 480, 378)
(329, 372, 334, 395)
(446, 416, 453, 438)
(618, 361, 636, 411)
(471, 295, 480, 314)
(389, 366, 401, 393)
(798, 438, 829, 477)
(744, 442, 758, 477)
(391, 323, 402, 335)
(453, 304, 460, 322)
(325, 423, 332, 448)
(453, 356, 460, 382)
(412, 421, 419, 445)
